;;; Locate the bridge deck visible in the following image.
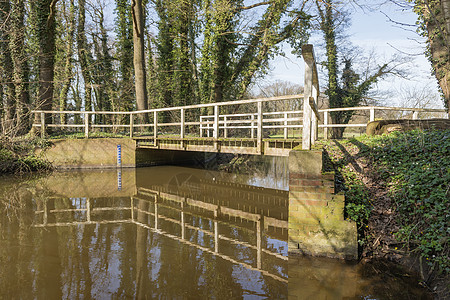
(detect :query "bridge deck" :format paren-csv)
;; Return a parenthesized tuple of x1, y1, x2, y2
(134, 136, 301, 156)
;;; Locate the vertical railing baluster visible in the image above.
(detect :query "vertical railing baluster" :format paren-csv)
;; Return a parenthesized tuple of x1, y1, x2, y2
(181, 108, 185, 148)
(370, 108, 375, 122)
(257, 101, 263, 154)
(224, 116, 228, 138)
(284, 112, 288, 139)
(154, 111, 158, 145)
(214, 105, 219, 150)
(200, 116, 203, 137)
(84, 112, 89, 138)
(251, 114, 255, 139)
(130, 113, 134, 138)
(40, 112, 45, 139)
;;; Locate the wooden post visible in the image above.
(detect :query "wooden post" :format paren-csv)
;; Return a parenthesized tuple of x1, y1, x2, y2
(129, 113, 134, 138)
(324, 111, 328, 140)
(40, 112, 45, 139)
(370, 108, 375, 122)
(311, 86, 319, 145)
(84, 112, 89, 138)
(214, 105, 219, 150)
(302, 46, 314, 150)
(153, 111, 158, 145)
(180, 108, 185, 139)
(412, 111, 418, 120)
(257, 101, 263, 154)
(213, 105, 219, 139)
(284, 113, 288, 139)
(251, 114, 255, 139)
(224, 116, 228, 138)
(200, 116, 203, 137)
(181, 108, 185, 149)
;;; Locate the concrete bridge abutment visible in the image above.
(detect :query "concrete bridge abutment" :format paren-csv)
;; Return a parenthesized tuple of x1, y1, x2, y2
(35, 138, 205, 169)
(288, 150, 358, 260)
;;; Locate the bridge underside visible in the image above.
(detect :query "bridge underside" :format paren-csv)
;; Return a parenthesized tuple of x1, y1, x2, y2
(134, 137, 301, 157)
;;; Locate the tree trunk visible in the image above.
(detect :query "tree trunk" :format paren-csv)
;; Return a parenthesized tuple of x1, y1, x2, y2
(34, 0, 57, 131)
(59, 0, 75, 125)
(420, 1, 450, 113)
(10, 0, 30, 134)
(78, 0, 92, 113)
(131, 0, 149, 123)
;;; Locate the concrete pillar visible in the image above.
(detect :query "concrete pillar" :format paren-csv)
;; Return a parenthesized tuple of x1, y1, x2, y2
(288, 150, 357, 260)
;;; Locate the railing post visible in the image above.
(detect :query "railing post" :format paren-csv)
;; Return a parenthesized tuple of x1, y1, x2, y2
(129, 113, 134, 138)
(324, 111, 328, 140)
(200, 116, 203, 137)
(251, 114, 255, 139)
(412, 111, 418, 120)
(181, 108, 185, 148)
(257, 101, 263, 154)
(370, 108, 375, 122)
(213, 105, 219, 138)
(311, 89, 319, 144)
(214, 105, 219, 150)
(284, 113, 288, 139)
(302, 48, 313, 150)
(84, 113, 89, 138)
(40, 112, 45, 139)
(153, 111, 158, 143)
(224, 116, 228, 138)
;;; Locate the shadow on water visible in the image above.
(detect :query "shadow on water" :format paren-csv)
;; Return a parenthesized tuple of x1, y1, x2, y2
(0, 160, 432, 299)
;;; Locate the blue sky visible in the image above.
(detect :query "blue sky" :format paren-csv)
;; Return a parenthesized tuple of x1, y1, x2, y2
(267, 2, 441, 107)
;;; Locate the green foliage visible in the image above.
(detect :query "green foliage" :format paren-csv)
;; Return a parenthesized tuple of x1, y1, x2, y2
(320, 140, 372, 246)
(360, 130, 449, 274)
(0, 137, 52, 174)
(320, 130, 449, 275)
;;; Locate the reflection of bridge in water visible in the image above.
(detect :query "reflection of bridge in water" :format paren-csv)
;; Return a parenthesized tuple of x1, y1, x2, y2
(33, 176, 288, 283)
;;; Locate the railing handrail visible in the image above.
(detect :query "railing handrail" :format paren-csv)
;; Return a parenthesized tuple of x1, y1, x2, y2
(31, 105, 447, 116)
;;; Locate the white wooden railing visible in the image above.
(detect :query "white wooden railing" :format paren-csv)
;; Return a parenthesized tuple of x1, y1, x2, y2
(31, 45, 448, 150)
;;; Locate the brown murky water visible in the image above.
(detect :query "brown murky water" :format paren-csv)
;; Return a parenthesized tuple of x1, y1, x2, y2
(0, 163, 431, 299)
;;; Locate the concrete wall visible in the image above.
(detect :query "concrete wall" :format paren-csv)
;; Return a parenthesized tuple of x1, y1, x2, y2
(36, 138, 137, 169)
(288, 150, 357, 260)
(36, 138, 206, 169)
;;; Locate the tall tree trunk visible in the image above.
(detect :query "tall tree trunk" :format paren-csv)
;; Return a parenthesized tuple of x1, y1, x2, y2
(115, 0, 134, 114)
(77, 0, 92, 113)
(33, 0, 57, 131)
(0, 1, 16, 133)
(10, 0, 30, 134)
(131, 0, 149, 123)
(59, 0, 75, 124)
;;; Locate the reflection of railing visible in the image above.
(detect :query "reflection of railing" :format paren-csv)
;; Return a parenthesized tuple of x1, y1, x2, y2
(32, 193, 288, 283)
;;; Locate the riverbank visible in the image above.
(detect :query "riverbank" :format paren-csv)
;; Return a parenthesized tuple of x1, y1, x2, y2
(315, 129, 449, 299)
(0, 136, 52, 175)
